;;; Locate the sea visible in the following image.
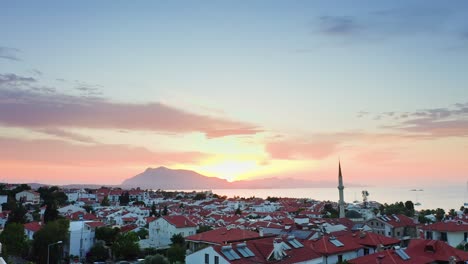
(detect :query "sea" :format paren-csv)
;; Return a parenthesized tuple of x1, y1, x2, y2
(180, 185, 467, 212)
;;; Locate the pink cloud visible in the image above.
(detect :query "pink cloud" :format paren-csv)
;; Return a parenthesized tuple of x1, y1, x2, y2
(0, 137, 208, 166)
(0, 83, 261, 138)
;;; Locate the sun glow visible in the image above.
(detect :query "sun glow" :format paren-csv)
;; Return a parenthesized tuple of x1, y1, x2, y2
(194, 160, 259, 182)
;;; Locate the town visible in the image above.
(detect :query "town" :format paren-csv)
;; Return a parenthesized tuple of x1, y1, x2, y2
(1, 166, 468, 264)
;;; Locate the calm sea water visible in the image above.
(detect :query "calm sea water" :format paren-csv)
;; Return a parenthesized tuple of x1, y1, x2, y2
(184, 186, 467, 212)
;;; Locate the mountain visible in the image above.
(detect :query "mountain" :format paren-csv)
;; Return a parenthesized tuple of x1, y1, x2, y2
(121, 166, 355, 189)
(121, 166, 230, 189)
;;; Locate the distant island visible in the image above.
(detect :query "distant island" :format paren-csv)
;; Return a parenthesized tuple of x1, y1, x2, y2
(121, 166, 363, 190)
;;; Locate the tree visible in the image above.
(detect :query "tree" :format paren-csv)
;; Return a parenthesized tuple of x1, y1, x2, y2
(435, 208, 446, 221)
(111, 232, 140, 260)
(235, 207, 242, 215)
(162, 205, 168, 216)
(87, 241, 109, 262)
(83, 204, 94, 213)
(119, 192, 130, 206)
(6, 202, 27, 224)
(167, 244, 185, 264)
(196, 225, 213, 234)
(381, 201, 414, 217)
(322, 203, 339, 218)
(44, 202, 60, 223)
(136, 228, 149, 239)
(145, 254, 169, 264)
(96, 226, 120, 246)
(266, 196, 280, 202)
(38, 186, 68, 206)
(0, 222, 29, 257)
(448, 208, 457, 217)
(151, 202, 157, 217)
(404, 201, 415, 214)
(101, 196, 110, 206)
(193, 193, 206, 200)
(170, 233, 185, 247)
(33, 219, 69, 264)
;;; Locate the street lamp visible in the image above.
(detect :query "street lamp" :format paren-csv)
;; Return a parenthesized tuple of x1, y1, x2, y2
(47, 240, 63, 264)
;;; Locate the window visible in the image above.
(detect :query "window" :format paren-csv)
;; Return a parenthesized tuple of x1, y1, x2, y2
(364, 248, 369, 255)
(464, 232, 467, 241)
(426, 231, 433, 239)
(337, 255, 343, 262)
(370, 222, 374, 226)
(388, 231, 392, 236)
(214, 256, 219, 264)
(205, 253, 209, 264)
(397, 231, 400, 236)
(441, 232, 448, 242)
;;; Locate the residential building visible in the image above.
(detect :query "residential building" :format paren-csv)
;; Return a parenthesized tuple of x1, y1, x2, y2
(15, 190, 40, 204)
(67, 221, 102, 259)
(149, 215, 197, 248)
(186, 236, 322, 264)
(366, 214, 417, 241)
(420, 220, 468, 247)
(349, 239, 468, 264)
(309, 234, 364, 263)
(186, 227, 264, 253)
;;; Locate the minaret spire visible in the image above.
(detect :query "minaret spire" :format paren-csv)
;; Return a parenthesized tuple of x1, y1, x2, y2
(338, 160, 345, 218)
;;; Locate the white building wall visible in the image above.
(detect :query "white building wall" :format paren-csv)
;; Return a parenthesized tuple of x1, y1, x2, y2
(0, 195, 7, 205)
(69, 221, 95, 259)
(149, 218, 197, 248)
(66, 193, 79, 202)
(384, 225, 392, 237)
(186, 247, 229, 264)
(446, 231, 464, 247)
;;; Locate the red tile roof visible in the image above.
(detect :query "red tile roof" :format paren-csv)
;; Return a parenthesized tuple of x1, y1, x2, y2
(348, 249, 432, 264)
(306, 234, 363, 255)
(345, 231, 401, 247)
(24, 222, 43, 232)
(420, 221, 468, 232)
(86, 221, 106, 228)
(210, 237, 322, 264)
(186, 227, 264, 245)
(120, 224, 138, 233)
(67, 211, 97, 221)
(145, 216, 157, 224)
(350, 239, 468, 264)
(163, 215, 197, 228)
(370, 214, 416, 228)
(406, 239, 468, 262)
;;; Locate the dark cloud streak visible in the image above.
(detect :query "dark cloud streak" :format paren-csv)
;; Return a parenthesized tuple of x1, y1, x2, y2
(0, 73, 261, 138)
(0, 46, 21, 61)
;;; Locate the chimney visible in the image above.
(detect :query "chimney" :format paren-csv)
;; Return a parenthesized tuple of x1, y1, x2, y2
(377, 255, 385, 264)
(449, 256, 457, 264)
(272, 239, 285, 260)
(259, 227, 264, 237)
(359, 230, 366, 238)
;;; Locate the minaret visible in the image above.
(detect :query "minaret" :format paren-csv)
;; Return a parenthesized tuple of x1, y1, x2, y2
(338, 161, 345, 218)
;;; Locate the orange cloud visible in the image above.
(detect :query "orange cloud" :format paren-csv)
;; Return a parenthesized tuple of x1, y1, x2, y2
(0, 137, 208, 166)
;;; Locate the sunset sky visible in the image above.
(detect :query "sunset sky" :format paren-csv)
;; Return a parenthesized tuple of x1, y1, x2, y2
(1, 1, 468, 186)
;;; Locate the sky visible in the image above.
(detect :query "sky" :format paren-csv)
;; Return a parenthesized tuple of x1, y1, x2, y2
(1, 1, 468, 187)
